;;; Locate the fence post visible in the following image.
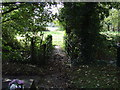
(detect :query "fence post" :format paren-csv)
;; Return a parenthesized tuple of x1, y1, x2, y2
(43, 44, 46, 64)
(39, 43, 46, 65)
(117, 43, 120, 67)
(31, 37, 35, 64)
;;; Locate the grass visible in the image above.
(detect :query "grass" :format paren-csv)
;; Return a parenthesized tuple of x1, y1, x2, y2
(16, 30, 65, 48)
(43, 31, 65, 48)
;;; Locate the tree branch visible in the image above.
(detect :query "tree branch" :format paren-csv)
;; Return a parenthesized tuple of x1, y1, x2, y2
(2, 3, 25, 15)
(2, 2, 16, 6)
(0, 18, 16, 24)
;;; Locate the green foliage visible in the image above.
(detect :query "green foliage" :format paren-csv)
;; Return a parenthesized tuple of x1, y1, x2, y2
(97, 31, 119, 60)
(53, 20, 65, 31)
(59, 2, 119, 65)
(64, 33, 81, 65)
(2, 2, 55, 65)
(60, 3, 102, 65)
(103, 9, 119, 31)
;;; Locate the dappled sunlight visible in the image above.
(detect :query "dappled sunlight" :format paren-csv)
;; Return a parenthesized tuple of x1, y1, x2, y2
(2, 2, 120, 89)
(16, 36, 25, 41)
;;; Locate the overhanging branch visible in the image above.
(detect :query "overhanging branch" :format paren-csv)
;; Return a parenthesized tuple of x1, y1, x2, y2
(2, 3, 25, 15)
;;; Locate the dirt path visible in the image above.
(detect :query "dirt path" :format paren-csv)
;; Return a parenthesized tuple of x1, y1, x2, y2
(37, 45, 71, 88)
(2, 45, 72, 89)
(3, 45, 119, 89)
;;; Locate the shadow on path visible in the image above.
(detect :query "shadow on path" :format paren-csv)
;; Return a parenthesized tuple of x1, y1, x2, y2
(37, 45, 71, 88)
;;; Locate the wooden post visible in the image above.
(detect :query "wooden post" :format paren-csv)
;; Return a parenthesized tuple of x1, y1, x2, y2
(30, 80, 37, 90)
(43, 44, 46, 64)
(39, 44, 46, 65)
(31, 37, 35, 64)
(117, 43, 120, 67)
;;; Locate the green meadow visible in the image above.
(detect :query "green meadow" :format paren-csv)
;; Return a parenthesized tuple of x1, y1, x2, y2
(43, 31, 65, 48)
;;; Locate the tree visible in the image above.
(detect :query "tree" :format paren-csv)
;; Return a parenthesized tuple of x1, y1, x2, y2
(2, 2, 54, 47)
(59, 2, 119, 65)
(104, 9, 119, 31)
(2, 2, 55, 63)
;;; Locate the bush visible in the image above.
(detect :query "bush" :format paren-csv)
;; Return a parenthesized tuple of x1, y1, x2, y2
(64, 32, 82, 66)
(33, 34, 53, 66)
(3, 34, 53, 66)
